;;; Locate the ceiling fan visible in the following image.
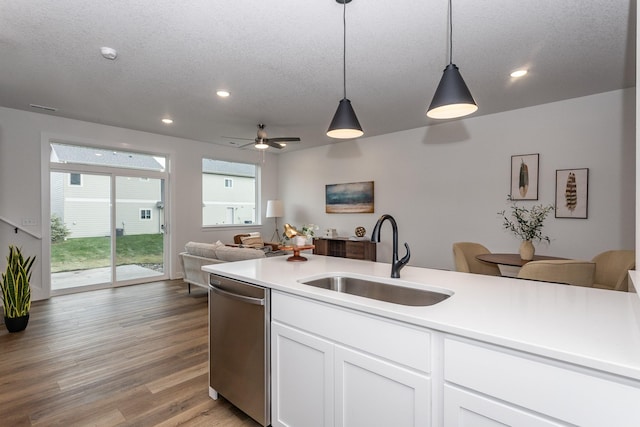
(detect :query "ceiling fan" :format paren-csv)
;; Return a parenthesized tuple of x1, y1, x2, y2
(228, 124, 301, 150)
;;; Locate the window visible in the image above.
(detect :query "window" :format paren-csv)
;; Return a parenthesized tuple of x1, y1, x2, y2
(140, 209, 152, 220)
(69, 173, 82, 186)
(202, 159, 257, 226)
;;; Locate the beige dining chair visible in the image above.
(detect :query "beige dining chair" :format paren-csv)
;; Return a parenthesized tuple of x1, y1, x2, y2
(452, 242, 501, 276)
(516, 259, 596, 287)
(591, 250, 635, 292)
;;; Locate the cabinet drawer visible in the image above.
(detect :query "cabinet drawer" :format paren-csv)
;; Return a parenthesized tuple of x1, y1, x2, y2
(272, 291, 431, 373)
(444, 337, 640, 426)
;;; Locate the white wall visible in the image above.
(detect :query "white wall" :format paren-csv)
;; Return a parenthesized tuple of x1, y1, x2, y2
(0, 106, 280, 300)
(278, 89, 636, 271)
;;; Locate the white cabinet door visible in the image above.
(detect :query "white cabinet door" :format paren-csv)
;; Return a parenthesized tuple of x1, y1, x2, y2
(272, 321, 334, 427)
(335, 345, 431, 427)
(444, 384, 567, 427)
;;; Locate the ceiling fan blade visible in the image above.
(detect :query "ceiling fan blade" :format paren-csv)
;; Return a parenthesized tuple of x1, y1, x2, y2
(238, 141, 256, 149)
(266, 141, 284, 149)
(221, 136, 254, 141)
(266, 137, 301, 143)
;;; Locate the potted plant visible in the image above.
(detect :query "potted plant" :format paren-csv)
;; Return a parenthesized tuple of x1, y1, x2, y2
(1, 245, 36, 333)
(499, 198, 554, 260)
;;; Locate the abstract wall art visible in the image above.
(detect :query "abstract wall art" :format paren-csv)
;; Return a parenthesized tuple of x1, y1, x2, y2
(325, 181, 374, 214)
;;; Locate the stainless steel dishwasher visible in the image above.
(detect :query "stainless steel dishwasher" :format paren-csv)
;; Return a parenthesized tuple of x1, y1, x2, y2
(208, 273, 270, 427)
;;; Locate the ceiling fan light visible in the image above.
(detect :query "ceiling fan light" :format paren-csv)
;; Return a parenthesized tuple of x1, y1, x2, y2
(255, 139, 269, 149)
(427, 64, 477, 119)
(327, 98, 364, 139)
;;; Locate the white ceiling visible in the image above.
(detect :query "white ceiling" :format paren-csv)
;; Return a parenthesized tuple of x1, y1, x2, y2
(0, 0, 635, 152)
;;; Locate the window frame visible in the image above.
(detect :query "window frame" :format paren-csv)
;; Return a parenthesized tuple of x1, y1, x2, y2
(139, 208, 152, 221)
(202, 158, 259, 228)
(69, 173, 82, 186)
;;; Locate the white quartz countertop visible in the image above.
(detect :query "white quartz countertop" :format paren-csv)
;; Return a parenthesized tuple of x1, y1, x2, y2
(203, 255, 640, 380)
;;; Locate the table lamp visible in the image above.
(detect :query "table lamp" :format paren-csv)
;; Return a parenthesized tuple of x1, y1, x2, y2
(266, 200, 284, 242)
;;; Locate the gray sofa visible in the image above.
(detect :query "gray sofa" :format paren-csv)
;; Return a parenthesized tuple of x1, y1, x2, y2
(179, 241, 266, 292)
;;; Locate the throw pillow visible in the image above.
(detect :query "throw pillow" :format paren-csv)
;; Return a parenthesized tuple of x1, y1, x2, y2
(240, 235, 264, 248)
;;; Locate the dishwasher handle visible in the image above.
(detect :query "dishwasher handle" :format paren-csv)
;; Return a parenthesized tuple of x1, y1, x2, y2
(210, 284, 265, 306)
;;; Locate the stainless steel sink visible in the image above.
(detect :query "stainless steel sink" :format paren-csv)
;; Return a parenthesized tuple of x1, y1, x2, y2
(299, 275, 451, 306)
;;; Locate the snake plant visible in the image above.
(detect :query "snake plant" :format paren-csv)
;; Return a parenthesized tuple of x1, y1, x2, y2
(1, 246, 35, 318)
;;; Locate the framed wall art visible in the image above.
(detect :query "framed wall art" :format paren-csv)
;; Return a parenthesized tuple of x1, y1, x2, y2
(325, 181, 374, 214)
(510, 154, 539, 200)
(555, 168, 588, 219)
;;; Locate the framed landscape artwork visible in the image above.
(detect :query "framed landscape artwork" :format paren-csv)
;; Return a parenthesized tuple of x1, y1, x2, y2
(555, 168, 588, 219)
(325, 181, 374, 214)
(510, 154, 539, 200)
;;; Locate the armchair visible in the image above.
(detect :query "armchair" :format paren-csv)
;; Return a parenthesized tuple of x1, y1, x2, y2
(517, 259, 595, 287)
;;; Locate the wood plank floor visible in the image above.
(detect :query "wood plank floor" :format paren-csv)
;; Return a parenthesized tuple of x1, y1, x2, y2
(0, 280, 260, 427)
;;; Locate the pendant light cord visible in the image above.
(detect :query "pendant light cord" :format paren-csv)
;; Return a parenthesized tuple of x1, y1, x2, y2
(448, 0, 453, 65)
(342, 0, 347, 99)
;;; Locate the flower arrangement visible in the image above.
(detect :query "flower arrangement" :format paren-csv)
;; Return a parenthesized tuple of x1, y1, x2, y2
(299, 224, 319, 239)
(499, 197, 554, 243)
(282, 224, 319, 242)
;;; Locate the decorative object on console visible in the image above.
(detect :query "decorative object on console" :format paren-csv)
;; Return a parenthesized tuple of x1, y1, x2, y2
(354, 226, 366, 237)
(510, 153, 539, 200)
(283, 223, 318, 246)
(555, 168, 588, 219)
(266, 199, 284, 241)
(426, 0, 478, 120)
(323, 228, 338, 238)
(326, 181, 374, 213)
(499, 197, 554, 261)
(327, 0, 364, 139)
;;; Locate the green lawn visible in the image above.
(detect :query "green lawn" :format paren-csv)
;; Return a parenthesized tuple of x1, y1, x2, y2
(51, 234, 163, 272)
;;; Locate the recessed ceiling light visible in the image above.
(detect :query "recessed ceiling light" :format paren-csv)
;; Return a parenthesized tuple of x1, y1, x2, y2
(162, 118, 173, 124)
(216, 90, 230, 98)
(510, 69, 528, 78)
(100, 47, 118, 60)
(95, 153, 103, 157)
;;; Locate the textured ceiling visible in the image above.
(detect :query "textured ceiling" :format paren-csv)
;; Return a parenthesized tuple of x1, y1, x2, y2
(0, 0, 635, 152)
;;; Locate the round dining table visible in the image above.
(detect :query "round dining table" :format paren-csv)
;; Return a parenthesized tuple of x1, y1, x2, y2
(476, 253, 568, 268)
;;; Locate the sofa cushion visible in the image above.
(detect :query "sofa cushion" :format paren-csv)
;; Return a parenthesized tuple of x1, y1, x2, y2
(215, 245, 267, 262)
(184, 241, 223, 259)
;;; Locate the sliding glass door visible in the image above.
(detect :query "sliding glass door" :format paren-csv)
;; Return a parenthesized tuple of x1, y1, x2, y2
(50, 171, 113, 290)
(114, 176, 165, 283)
(49, 143, 168, 294)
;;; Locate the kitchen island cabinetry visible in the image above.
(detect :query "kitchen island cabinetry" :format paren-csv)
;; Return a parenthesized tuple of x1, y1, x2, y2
(271, 291, 431, 427)
(443, 337, 640, 427)
(203, 255, 640, 426)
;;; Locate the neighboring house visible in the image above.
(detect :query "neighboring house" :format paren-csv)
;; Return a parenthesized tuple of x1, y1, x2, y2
(202, 159, 256, 226)
(50, 144, 165, 238)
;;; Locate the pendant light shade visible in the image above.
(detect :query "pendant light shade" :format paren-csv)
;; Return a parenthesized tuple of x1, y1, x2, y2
(427, 0, 477, 120)
(327, 98, 363, 139)
(327, 0, 364, 139)
(427, 64, 477, 119)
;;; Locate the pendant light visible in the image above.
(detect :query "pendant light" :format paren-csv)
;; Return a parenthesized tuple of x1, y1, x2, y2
(327, 0, 364, 139)
(427, 0, 477, 120)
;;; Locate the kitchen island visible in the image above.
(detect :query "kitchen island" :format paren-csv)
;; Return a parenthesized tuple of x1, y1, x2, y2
(203, 255, 640, 427)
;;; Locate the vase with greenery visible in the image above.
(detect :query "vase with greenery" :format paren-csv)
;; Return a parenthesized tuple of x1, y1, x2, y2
(283, 223, 319, 246)
(499, 198, 554, 260)
(1, 245, 36, 332)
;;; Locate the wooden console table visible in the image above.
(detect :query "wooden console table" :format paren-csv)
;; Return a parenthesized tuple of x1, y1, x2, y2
(313, 237, 376, 262)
